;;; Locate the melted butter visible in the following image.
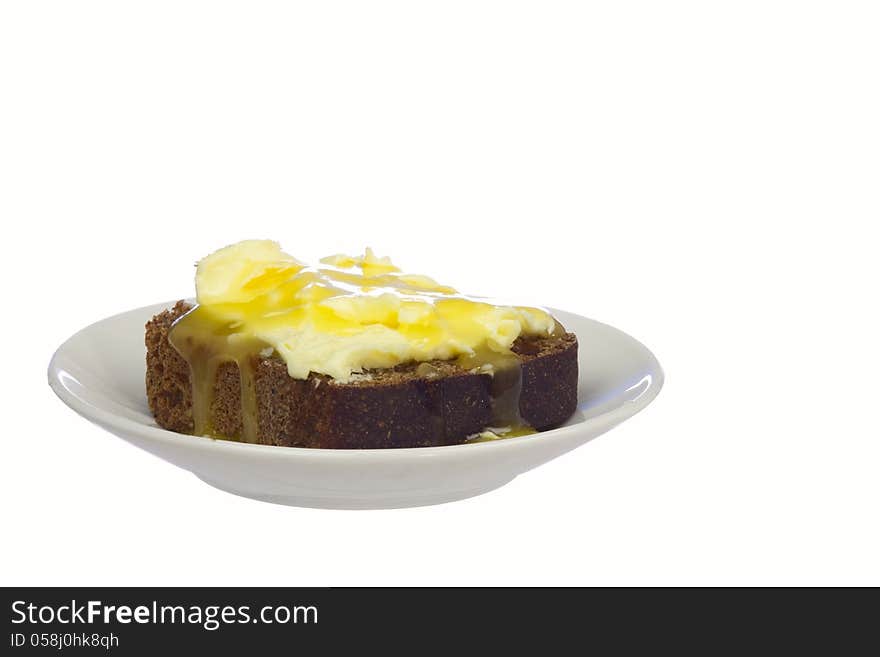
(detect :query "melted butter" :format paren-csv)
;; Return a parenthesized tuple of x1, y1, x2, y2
(168, 240, 560, 442)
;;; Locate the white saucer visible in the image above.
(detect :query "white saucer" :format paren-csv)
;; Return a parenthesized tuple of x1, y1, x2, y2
(48, 302, 663, 509)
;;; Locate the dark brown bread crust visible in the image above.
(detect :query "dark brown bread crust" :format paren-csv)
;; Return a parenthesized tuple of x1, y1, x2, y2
(146, 301, 578, 449)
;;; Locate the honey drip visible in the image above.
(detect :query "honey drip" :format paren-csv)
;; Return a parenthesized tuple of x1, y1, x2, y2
(455, 348, 524, 428)
(168, 306, 267, 442)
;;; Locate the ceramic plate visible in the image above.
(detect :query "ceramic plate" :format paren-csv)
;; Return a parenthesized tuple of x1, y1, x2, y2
(48, 302, 663, 509)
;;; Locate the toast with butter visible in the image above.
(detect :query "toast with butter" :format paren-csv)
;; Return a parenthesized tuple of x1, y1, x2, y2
(145, 241, 578, 449)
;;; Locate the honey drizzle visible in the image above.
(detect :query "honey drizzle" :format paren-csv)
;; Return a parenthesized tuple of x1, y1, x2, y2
(238, 358, 259, 443)
(455, 348, 525, 429)
(189, 355, 222, 437)
(168, 305, 267, 442)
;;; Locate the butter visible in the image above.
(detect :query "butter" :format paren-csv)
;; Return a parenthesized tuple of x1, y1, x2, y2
(183, 240, 556, 383)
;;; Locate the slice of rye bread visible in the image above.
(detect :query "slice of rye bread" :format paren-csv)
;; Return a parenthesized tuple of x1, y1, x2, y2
(146, 300, 578, 449)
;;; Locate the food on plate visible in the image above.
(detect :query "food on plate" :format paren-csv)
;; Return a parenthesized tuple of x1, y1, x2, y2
(146, 240, 578, 448)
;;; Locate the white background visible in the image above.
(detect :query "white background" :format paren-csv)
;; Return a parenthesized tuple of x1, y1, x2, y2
(1, 1, 878, 586)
